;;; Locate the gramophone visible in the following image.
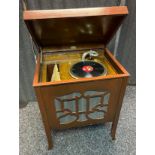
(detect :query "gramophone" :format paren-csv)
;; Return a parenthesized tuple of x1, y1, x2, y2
(23, 6, 129, 149)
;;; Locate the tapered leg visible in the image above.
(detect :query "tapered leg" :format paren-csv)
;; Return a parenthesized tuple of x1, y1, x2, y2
(40, 114, 53, 149)
(111, 78, 128, 140)
(111, 117, 118, 140)
(34, 87, 53, 149)
(44, 125, 53, 149)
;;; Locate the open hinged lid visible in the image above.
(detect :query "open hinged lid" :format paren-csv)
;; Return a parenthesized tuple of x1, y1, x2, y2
(23, 6, 128, 51)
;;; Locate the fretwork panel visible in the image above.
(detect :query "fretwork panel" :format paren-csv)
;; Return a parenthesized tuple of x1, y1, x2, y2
(54, 90, 110, 125)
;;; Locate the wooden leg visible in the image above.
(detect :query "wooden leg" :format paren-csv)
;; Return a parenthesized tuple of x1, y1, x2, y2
(41, 114, 53, 149)
(111, 118, 118, 140)
(34, 87, 53, 150)
(41, 116, 53, 149)
(111, 78, 128, 140)
(45, 127, 53, 150)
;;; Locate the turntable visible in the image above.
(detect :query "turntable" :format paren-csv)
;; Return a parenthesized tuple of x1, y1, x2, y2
(24, 6, 129, 149)
(70, 50, 107, 79)
(70, 60, 106, 78)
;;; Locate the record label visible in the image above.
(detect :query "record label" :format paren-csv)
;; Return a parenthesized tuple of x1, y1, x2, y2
(70, 61, 107, 79)
(82, 65, 94, 73)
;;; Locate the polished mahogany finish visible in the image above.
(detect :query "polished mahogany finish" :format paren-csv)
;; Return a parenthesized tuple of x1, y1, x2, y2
(23, 6, 129, 150)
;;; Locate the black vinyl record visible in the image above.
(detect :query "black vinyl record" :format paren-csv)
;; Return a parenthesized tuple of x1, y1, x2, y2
(70, 61, 107, 79)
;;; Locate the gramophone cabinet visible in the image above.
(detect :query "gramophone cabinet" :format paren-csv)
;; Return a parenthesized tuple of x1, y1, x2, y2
(23, 6, 129, 149)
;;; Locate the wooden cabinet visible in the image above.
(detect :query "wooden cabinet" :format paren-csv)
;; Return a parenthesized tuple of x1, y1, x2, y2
(23, 6, 129, 149)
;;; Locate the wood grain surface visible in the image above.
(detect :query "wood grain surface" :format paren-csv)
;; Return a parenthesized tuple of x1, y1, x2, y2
(24, 6, 128, 19)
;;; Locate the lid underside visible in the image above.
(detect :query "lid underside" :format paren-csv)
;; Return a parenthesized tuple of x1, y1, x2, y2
(24, 6, 128, 49)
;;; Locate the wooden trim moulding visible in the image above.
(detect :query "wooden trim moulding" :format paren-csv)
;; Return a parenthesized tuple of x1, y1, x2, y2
(33, 74, 128, 87)
(24, 6, 128, 20)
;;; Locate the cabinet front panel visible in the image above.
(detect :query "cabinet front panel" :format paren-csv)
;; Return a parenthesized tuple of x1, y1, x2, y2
(39, 78, 122, 129)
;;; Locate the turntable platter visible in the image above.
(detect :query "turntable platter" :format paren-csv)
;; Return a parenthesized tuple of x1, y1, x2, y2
(70, 61, 107, 79)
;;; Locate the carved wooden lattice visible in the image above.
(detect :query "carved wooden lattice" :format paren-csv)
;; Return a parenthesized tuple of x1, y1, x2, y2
(54, 91, 110, 125)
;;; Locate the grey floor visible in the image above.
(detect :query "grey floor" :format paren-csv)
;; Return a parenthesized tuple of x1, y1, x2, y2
(19, 86, 136, 155)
